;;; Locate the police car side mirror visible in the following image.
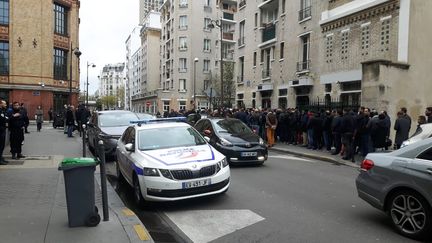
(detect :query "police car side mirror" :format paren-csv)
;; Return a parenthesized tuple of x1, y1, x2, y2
(204, 136, 210, 143)
(125, 143, 134, 152)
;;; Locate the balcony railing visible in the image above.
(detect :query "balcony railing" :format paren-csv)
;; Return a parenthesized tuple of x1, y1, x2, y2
(262, 23, 276, 43)
(223, 12, 234, 21)
(296, 60, 311, 72)
(178, 67, 187, 73)
(239, 0, 246, 8)
(299, 6, 312, 21)
(262, 69, 271, 79)
(179, 3, 188, 8)
(179, 46, 187, 51)
(223, 32, 234, 40)
(222, 52, 234, 60)
(238, 36, 245, 46)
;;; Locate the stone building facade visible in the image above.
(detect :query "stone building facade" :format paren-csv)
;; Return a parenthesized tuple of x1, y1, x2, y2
(0, 0, 80, 120)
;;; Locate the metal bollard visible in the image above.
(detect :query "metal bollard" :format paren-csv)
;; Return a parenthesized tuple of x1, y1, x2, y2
(82, 124, 86, 157)
(98, 140, 109, 221)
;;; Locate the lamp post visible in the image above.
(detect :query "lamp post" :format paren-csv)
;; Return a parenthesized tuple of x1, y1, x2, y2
(86, 62, 96, 107)
(69, 42, 81, 105)
(207, 19, 224, 107)
(193, 57, 199, 111)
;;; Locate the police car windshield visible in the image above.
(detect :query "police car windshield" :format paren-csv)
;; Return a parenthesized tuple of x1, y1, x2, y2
(98, 112, 139, 127)
(138, 126, 207, 151)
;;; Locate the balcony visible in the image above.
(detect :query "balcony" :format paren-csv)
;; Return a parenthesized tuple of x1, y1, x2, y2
(289, 77, 313, 87)
(178, 67, 187, 73)
(296, 60, 311, 72)
(262, 23, 276, 43)
(223, 32, 234, 41)
(222, 52, 234, 61)
(239, 0, 246, 8)
(262, 69, 271, 79)
(299, 6, 312, 21)
(179, 46, 187, 51)
(223, 12, 234, 21)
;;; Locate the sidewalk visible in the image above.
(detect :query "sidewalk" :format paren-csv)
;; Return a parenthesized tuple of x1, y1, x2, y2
(0, 125, 154, 243)
(270, 143, 361, 168)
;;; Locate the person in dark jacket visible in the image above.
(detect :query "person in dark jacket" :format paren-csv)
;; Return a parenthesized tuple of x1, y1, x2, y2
(394, 111, 411, 149)
(0, 99, 8, 164)
(20, 103, 30, 133)
(341, 109, 355, 161)
(66, 106, 75, 137)
(9, 102, 26, 159)
(322, 110, 333, 151)
(370, 113, 388, 150)
(425, 107, 432, 123)
(331, 109, 343, 155)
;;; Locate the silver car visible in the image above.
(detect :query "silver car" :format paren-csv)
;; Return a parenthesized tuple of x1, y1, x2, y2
(356, 137, 432, 241)
(401, 123, 432, 148)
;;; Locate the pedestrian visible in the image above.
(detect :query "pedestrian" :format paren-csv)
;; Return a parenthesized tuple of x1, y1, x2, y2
(341, 109, 355, 161)
(394, 111, 411, 149)
(9, 102, 26, 159)
(400, 107, 412, 128)
(0, 98, 8, 164)
(63, 104, 68, 134)
(425, 107, 432, 123)
(35, 105, 43, 132)
(414, 115, 427, 134)
(20, 103, 30, 133)
(331, 110, 343, 155)
(370, 113, 388, 151)
(66, 105, 75, 137)
(48, 107, 53, 123)
(322, 110, 333, 151)
(266, 109, 277, 147)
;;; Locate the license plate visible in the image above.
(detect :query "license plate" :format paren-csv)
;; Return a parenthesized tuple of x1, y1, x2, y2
(182, 179, 211, 189)
(241, 152, 257, 157)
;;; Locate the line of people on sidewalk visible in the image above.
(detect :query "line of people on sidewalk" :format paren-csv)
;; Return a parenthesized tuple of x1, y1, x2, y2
(62, 104, 91, 138)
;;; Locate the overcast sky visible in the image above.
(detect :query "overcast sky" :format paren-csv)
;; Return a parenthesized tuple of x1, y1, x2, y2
(79, 0, 138, 95)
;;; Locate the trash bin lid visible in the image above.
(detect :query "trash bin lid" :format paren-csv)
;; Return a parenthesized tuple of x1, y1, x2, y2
(58, 157, 99, 170)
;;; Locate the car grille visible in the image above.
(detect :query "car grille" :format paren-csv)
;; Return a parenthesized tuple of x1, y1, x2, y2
(236, 143, 259, 148)
(147, 179, 229, 198)
(170, 164, 217, 180)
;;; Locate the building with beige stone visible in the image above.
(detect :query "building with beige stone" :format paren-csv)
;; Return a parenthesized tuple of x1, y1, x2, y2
(0, 0, 80, 119)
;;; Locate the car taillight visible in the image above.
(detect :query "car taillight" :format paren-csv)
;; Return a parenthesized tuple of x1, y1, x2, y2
(361, 159, 374, 171)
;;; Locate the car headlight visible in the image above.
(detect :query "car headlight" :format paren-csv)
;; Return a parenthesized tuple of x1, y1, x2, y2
(219, 138, 233, 147)
(221, 158, 228, 167)
(143, 167, 160, 177)
(259, 138, 265, 145)
(159, 169, 173, 179)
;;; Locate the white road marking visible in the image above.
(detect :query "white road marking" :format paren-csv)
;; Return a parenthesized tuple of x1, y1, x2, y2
(268, 155, 315, 163)
(164, 209, 265, 243)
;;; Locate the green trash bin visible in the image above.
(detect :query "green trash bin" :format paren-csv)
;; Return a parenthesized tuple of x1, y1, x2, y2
(59, 157, 101, 227)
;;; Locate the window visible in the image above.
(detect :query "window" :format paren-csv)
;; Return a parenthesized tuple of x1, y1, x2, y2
(53, 48, 67, 80)
(417, 147, 432, 161)
(179, 15, 188, 30)
(179, 37, 187, 50)
(54, 3, 68, 35)
(381, 17, 391, 52)
(179, 101, 186, 111)
(253, 51, 257, 66)
(325, 34, 333, 63)
(0, 0, 9, 25)
(203, 59, 210, 72)
(204, 80, 210, 90)
(239, 20, 245, 46)
(280, 42, 284, 59)
(297, 34, 310, 71)
(204, 18, 211, 31)
(179, 58, 187, 72)
(254, 13, 258, 27)
(299, 0, 311, 21)
(171, 80, 174, 89)
(341, 30, 349, 60)
(238, 56, 244, 83)
(204, 0, 211, 7)
(361, 23, 370, 55)
(0, 41, 8, 75)
(179, 79, 186, 91)
(203, 39, 211, 52)
(281, 0, 286, 14)
(163, 101, 170, 112)
(179, 0, 187, 7)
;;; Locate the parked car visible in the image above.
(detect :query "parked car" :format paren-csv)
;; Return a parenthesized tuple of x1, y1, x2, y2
(116, 118, 230, 204)
(194, 118, 268, 165)
(86, 110, 139, 160)
(401, 123, 432, 148)
(356, 137, 432, 241)
(135, 113, 156, 120)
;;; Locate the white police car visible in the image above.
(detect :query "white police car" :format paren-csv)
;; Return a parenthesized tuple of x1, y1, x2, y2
(116, 118, 230, 204)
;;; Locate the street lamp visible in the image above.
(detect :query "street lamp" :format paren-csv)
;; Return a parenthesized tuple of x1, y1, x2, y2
(207, 19, 224, 107)
(69, 42, 81, 105)
(193, 57, 199, 111)
(86, 62, 96, 107)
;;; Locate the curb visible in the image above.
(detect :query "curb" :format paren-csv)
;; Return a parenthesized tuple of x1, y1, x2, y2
(270, 147, 360, 168)
(95, 173, 154, 243)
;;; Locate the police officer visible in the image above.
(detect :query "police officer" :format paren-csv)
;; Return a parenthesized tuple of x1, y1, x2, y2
(0, 98, 8, 165)
(9, 102, 26, 160)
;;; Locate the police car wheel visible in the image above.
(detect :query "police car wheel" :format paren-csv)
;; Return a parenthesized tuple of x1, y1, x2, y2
(133, 175, 145, 206)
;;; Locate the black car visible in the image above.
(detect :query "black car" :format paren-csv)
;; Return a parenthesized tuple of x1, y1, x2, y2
(194, 118, 268, 165)
(86, 110, 139, 160)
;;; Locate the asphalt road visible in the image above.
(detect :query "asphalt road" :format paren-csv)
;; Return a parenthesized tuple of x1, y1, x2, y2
(106, 152, 421, 243)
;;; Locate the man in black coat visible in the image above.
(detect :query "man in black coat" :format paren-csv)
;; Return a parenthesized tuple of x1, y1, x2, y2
(331, 110, 343, 155)
(341, 109, 355, 161)
(322, 110, 333, 151)
(66, 106, 75, 137)
(425, 107, 432, 123)
(9, 102, 26, 159)
(20, 103, 30, 133)
(394, 111, 411, 149)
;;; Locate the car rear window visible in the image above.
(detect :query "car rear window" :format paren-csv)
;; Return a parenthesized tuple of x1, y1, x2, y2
(98, 112, 138, 127)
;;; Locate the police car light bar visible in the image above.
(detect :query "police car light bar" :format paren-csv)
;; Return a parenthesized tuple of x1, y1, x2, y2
(130, 117, 188, 126)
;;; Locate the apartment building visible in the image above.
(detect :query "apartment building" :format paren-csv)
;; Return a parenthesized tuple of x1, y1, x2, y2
(139, 0, 163, 24)
(158, 0, 238, 113)
(235, 0, 324, 109)
(130, 11, 161, 114)
(125, 27, 142, 111)
(319, 0, 432, 121)
(0, 0, 80, 119)
(98, 63, 125, 107)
